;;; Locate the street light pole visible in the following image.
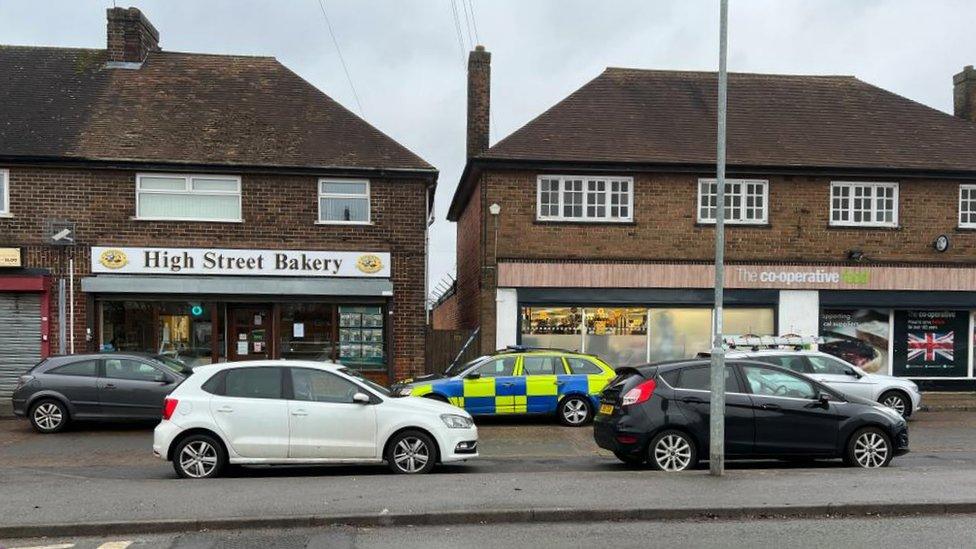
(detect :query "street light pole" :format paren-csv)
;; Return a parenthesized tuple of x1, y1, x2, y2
(709, 0, 729, 477)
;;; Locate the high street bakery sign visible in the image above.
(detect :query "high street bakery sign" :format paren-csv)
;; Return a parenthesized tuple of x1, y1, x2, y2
(91, 246, 390, 277)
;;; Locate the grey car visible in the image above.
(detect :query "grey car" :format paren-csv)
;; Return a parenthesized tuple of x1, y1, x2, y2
(11, 353, 190, 433)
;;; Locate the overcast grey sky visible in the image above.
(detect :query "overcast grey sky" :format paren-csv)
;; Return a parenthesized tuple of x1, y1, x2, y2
(1, 0, 973, 297)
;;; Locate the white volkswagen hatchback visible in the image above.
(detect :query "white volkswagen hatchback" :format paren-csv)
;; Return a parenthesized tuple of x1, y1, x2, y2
(153, 360, 478, 478)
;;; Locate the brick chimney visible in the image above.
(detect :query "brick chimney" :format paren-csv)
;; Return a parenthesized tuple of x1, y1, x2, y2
(954, 65, 976, 123)
(467, 45, 491, 158)
(106, 7, 159, 65)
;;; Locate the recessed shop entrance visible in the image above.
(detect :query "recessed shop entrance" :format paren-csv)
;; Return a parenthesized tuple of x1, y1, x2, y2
(228, 305, 272, 361)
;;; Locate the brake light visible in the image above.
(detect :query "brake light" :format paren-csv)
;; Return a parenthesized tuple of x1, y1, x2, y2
(622, 379, 656, 406)
(162, 398, 179, 420)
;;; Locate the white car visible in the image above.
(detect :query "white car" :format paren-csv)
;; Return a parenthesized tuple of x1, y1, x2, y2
(726, 349, 922, 418)
(153, 360, 478, 478)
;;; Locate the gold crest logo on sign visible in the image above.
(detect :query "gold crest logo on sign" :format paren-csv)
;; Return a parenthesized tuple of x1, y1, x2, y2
(356, 254, 383, 274)
(99, 249, 128, 269)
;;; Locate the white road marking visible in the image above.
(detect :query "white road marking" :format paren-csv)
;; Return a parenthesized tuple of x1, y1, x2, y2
(8, 543, 75, 549)
(96, 543, 133, 549)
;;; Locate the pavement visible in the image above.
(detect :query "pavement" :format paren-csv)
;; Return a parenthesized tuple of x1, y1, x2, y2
(0, 411, 976, 541)
(4, 514, 976, 549)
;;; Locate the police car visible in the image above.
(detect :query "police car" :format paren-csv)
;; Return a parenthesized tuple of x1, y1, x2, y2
(392, 348, 616, 426)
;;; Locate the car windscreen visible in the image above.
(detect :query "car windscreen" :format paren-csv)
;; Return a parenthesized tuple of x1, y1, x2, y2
(339, 367, 391, 397)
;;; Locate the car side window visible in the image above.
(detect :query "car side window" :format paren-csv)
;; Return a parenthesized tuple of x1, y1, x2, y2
(674, 366, 738, 393)
(566, 357, 603, 375)
(473, 357, 516, 378)
(751, 355, 809, 374)
(104, 359, 165, 382)
(291, 368, 361, 403)
(48, 360, 98, 377)
(521, 356, 557, 376)
(807, 355, 852, 375)
(223, 367, 282, 399)
(741, 365, 817, 400)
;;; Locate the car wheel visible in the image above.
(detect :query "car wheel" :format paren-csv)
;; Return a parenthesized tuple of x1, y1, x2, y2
(845, 427, 893, 469)
(558, 396, 593, 427)
(387, 430, 437, 474)
(648, 430, 697, 472)
(879, 391, 910, 418)
(614, 451, 646, 466)
(173, 434, 226, 479)
(29, 399, 68, 433)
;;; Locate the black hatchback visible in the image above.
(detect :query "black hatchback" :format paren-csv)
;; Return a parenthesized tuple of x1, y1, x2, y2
(594, 359, 909, 471)
(11, 353, 191, 433)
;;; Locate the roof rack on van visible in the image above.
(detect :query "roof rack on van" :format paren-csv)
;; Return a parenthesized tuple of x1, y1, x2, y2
(723, 335, 823, 352)
(496, 345, 586, 355)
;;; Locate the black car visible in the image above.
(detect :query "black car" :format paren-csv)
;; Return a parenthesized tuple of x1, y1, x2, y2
(594, 359, 908, 471)
(11, 352, 191, 433)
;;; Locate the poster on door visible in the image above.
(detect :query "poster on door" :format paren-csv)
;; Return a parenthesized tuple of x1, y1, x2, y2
(892, 310, 968, 377)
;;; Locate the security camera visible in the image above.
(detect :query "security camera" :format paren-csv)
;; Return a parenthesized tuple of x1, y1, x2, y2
(51, 228, 74, 242)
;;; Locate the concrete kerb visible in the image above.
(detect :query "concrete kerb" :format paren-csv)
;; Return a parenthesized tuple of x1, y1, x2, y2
(4, 502, 976, 540)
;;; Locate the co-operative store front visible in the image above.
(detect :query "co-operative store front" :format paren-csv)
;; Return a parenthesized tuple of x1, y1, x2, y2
(83, 246, 393, 379)
(495, 261, 976, 390)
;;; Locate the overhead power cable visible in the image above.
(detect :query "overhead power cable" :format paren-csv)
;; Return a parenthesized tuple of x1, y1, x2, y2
(315, 0, 365, 117)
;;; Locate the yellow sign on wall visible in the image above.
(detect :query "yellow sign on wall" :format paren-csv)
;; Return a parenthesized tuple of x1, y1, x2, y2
(0, 248, 21, 268)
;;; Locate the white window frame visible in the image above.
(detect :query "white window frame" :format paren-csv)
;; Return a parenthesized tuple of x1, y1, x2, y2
(135, 173, 242, 222)
(317, 178, 371, 225)
(536, 175, 634, 223)
(959, 184, 976, 229)
(696, 178, 769, 225)
(829, 181, 899, 228)
(0, 169, 9, 216)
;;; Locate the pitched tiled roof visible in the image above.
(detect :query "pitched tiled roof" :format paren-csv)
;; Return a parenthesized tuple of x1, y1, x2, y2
(0, 46, 434, 172)
(482, 68, 976, 170)
(448, 67, 976, 219)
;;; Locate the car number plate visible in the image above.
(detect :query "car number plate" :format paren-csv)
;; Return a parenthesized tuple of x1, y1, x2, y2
(599, 404, 614, 415)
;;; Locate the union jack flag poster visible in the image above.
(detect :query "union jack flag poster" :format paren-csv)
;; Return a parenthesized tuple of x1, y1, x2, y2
(907, 332, 954, 363)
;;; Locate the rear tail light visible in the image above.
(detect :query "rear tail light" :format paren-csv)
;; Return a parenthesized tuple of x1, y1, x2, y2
(621, 379, 656, 406)
(162, 398, 179, 420)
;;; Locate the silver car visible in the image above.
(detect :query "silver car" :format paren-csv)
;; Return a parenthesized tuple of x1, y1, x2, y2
(724, 349, 922, 418)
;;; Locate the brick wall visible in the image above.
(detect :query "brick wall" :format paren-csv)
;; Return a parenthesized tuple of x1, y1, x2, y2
(0, 166, 429, 379)
(454, 177, 483, 334)
(430, 291, 459, 330)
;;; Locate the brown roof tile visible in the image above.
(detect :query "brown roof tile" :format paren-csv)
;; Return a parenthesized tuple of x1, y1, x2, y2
(0, 46, 433, 172)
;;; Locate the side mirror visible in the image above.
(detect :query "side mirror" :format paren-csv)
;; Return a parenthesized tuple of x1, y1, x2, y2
(352, 392, 371, 404)
(844, 368, 860, 378)
(465, 372, 482, 380)
(818, 392, 831, 405)
(154, 374, 171, 384)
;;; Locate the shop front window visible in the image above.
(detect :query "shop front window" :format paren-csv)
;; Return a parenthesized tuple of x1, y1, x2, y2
(280, 303, 336, 361)
(647, 308, 712, 362)
(338, 306, 386, 371)
(583, 308, 647, 367)
(521, 307, 583, 351)
(100, 301, 223, 367)
(820, 309, 890, 374)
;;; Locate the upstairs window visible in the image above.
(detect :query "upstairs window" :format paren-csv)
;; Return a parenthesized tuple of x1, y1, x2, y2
(830, 181, 898, 227)
(0, 169, 8, 215)
(697, 178, 768, 225)
(136, 174, 241, 222)
(536, 175, 633, 222)
(319, 179, 370, 224)
(960, 185, 976, 228)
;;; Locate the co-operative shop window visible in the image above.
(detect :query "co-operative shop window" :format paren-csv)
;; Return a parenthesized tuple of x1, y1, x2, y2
(697, 178, 768, 225)
(136, 174, 241, 222)
(960, 185, 976, 228)
(537, 176, 633, 222)
(829, 181, 898, 227)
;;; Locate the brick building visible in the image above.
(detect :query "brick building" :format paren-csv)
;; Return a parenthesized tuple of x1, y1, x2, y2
(442, 48, 976, 389)
(0, 7, 437, 395)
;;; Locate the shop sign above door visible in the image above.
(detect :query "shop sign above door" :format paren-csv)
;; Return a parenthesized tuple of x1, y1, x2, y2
(91, 247, 390, 278)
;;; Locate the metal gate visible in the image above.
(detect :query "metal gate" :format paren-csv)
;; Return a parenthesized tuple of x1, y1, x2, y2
(0, 293, 42, 399)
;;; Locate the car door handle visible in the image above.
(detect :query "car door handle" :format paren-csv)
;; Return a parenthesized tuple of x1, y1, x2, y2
(681, 396, 704, 403)
(291, 410, 308, 417)
(103, 383, 116, 390)
(216, 406, 234, 413)
(501, 382, 514, 387)
(761, 403, 781, 410)
(556, 381, 565, 386)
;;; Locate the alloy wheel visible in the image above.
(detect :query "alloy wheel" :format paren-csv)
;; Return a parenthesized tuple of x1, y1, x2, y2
(179, 440, 219, 478)
(33, 403, 63, 431)
(562, 399, 588, 425)
(653, 434, 693, 472)
(853, 431, 889, 468)
(882, 394, 907, 416)
(393, 437, 430, 473)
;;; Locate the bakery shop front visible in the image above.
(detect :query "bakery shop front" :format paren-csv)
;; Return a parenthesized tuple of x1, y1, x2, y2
(497, 261, 976, 390)
(82, 246, 393, 378)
